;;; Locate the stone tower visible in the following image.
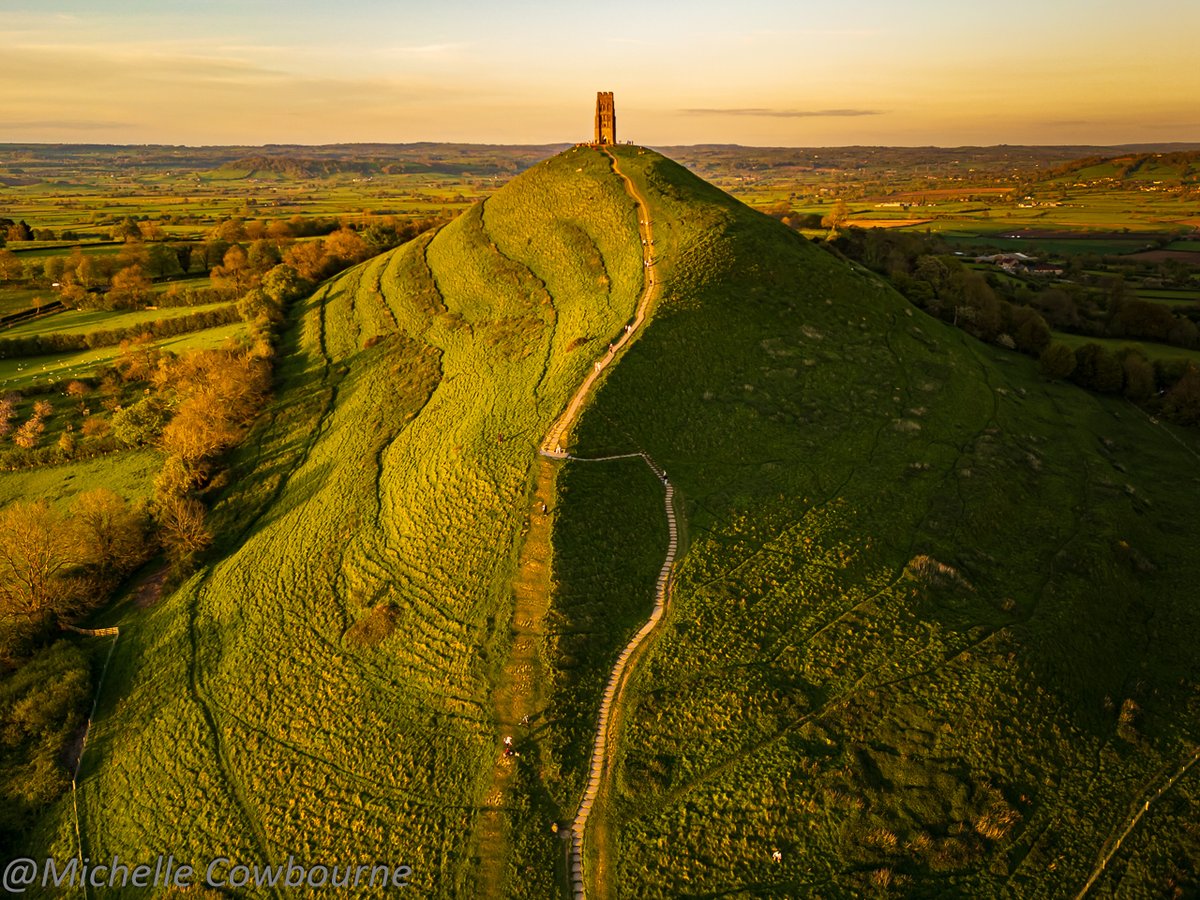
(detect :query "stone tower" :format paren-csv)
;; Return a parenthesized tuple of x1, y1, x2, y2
(594, 92, 616, 145)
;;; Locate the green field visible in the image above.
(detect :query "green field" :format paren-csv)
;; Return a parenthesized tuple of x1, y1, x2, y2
(0, 449, 161, 510)
(1052, 330, 1200, 365)
(0, 321, 249, 389)
(0, 285, 54, 317)
(0, 301, 232, 339)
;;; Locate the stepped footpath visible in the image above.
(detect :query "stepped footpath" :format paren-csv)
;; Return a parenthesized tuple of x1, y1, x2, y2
(536, 148, 679, 899)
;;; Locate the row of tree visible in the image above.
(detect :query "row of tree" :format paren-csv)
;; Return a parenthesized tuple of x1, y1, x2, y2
(0, 305, 238, 358)
(828, 226, 1200, 424)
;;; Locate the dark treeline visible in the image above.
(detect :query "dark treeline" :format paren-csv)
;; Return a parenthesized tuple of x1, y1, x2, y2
(827, 226, 1200, 425)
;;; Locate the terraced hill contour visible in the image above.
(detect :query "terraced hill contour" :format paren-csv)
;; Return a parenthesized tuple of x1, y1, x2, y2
(37, 146, 1200, 899)
(44, 147, 645, 897)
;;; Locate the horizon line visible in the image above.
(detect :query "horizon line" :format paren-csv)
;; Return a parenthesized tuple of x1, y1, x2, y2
(3, 139, 1200, 152)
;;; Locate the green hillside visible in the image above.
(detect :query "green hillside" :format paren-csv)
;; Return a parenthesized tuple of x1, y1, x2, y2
(555, 147, 1200, 897)
(34, 146, 643, 896)
(27, 145, 1200, 899)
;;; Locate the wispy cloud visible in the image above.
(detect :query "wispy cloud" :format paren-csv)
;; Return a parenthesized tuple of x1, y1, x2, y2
(681, 108, 884, 118)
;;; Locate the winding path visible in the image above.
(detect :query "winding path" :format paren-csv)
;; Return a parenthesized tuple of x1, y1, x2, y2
(541, 149, 659, 459)
(559, 452, 677, 899)
(536, 148, 678, 899)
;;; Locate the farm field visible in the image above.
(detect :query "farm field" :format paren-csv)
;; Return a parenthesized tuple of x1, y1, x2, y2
(1051, 330, 1200, 365)
(0, 286, 52, 317)
(0, 301, 232, 339)
(0, 143, 569, 244)
(0, 321, 248, 389)
(0, 448, 160, 509)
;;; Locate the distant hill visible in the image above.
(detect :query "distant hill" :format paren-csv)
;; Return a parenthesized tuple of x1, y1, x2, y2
(1040, 150, 1200, 185)
(31, 145, 1200, 898)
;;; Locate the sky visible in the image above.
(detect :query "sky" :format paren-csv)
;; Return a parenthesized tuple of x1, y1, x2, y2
(1, 0, 1198, 147)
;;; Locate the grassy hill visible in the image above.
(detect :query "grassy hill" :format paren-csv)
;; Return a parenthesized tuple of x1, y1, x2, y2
(550, 147, 1200, 897)
(26, 145, 1200, 898)
(33, 145, 643, 896)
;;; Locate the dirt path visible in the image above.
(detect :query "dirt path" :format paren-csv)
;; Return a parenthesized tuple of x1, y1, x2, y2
(1075, 745, 1200, 899)
(543, 149, 677, 899)
(477, 145, 670, 898)
(475, 457, 558, 897)
(541, 149, 659, 458)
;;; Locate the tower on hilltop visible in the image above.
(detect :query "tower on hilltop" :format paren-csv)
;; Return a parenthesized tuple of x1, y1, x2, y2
(594, 92, 616, 145)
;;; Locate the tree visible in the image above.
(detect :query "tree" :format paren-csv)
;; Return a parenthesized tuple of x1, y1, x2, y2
(247, 238, 282, 273)
(172, 243, 194, 275)
(261, 264, 310, 305)
(210, 244, 251, 295)
(146, 243, 183, 279)
(110, 396, 169, 447)
(0, 395, 17, 437)
(155, 496, 212, 560)
(914, 255, 950, 293)
(1072, 343, 1124, 393)
(160, 402, 241, 465)
(266, 220, 293, 243)
(0, 501, 80, 620)
(209, 218, 246, 243)
(137, 220, 166, 242)
(1013, 309, 1051, 354)
(57, 429, 77, 457)
(1164, 364, 1200, 425)
(1121, 352, 1156, 403)
(105, 265, 152, 309)
(114, 333, 161, 382)
(74, 253, 100, 289)
(0, 249, 22, 282)
(1039, 342, 1077, 380)
(12, 416, 45, 449)
(42, 256, 66, 285)
(236, 288, 283, 326)
(110, 217, 142, 242)
(284, 239, 330, 282)
(1034, 288, 1080, 329)
(1168, 317, 1199, 350)
(822, 198, 849, 233)
(324, 228, 369, 266)
(116, 241, 149, 271)
(72, 489, 148, 575)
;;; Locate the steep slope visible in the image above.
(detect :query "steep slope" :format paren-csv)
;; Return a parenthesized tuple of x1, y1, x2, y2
(547, 148, 1200, 897)
(39, 147, 643, 896)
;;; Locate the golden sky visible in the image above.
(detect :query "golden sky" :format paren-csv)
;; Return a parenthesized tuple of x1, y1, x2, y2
(1, 0, 1197, 146)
